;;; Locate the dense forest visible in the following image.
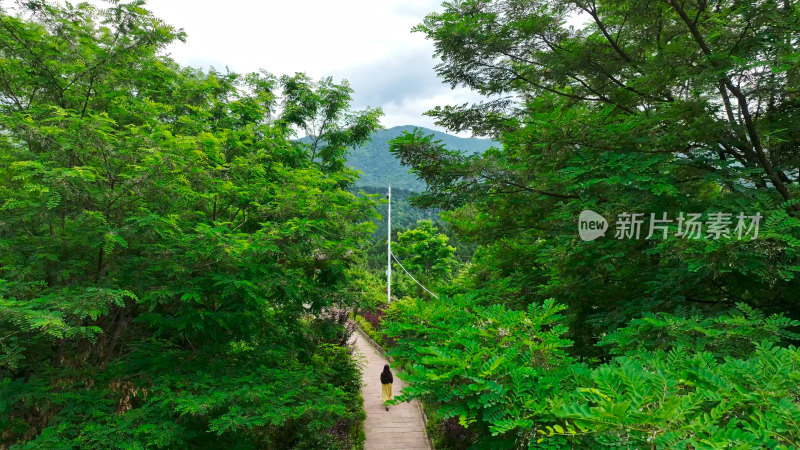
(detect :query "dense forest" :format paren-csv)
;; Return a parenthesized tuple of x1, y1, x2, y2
(379, 0, 800, 448)
(0, 2, 381, 448)
(2, 0, 800, 449)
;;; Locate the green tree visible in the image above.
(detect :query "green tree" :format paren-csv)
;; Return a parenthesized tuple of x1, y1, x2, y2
(0, 2, 379, 447)
(391, 0, 800, 351)
(283, 73, 382, 174)
(384, 1, 800, 447)
(393, 219, 456, 299)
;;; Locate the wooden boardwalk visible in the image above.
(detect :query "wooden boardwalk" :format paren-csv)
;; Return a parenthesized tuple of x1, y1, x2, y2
(352, 328, 431, 450)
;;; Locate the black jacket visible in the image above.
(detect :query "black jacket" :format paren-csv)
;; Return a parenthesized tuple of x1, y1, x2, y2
(380, 368, 393, 384)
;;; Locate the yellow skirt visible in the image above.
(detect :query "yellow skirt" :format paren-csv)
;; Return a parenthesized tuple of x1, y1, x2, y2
(381, 383, 392, 403)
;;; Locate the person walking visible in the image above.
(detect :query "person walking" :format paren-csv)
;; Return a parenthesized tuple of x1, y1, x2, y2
(380, 364, 393, 411)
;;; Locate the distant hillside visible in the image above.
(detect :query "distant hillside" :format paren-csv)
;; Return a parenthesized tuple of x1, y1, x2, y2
(345, 125, 498, 191)
(299, 125, 498, 189)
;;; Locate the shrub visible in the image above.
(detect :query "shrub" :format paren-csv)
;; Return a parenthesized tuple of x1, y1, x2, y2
(354, 314, 387, 349)
(386, 295, 800, 448)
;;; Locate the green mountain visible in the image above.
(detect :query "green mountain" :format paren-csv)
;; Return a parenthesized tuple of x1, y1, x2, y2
(345, 125, 499, 191)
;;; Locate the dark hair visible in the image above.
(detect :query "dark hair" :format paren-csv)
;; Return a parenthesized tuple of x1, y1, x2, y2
(380, 364, 393, 384)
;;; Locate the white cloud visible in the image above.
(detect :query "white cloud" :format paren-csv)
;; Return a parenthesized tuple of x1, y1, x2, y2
(149, 0, 424, 73)
(377, 87, 485, 131)
(123, 0, 484, 135)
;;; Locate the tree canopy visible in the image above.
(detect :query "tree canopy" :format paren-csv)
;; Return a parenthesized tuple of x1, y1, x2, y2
(393, 219, 456, 298)
(0, 2, 379, 447)
(2, 0, 800, 448)
(391, 0, 800, 350)
(383, 0, 800, 448)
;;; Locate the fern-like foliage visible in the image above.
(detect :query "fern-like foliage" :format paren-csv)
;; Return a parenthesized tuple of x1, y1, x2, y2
(0, 2, 378, 447)
(599, 303, 800, 357)
(386, 295, 800, 448)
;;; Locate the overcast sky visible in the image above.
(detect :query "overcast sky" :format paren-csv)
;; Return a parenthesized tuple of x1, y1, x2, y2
(135, 0, 482, 134)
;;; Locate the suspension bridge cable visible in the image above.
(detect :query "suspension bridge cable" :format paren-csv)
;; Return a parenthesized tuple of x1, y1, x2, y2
(390, 252, 439, 299)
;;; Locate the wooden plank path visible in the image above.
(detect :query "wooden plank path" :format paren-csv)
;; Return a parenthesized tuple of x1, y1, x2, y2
(352, 328, 431, 450)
